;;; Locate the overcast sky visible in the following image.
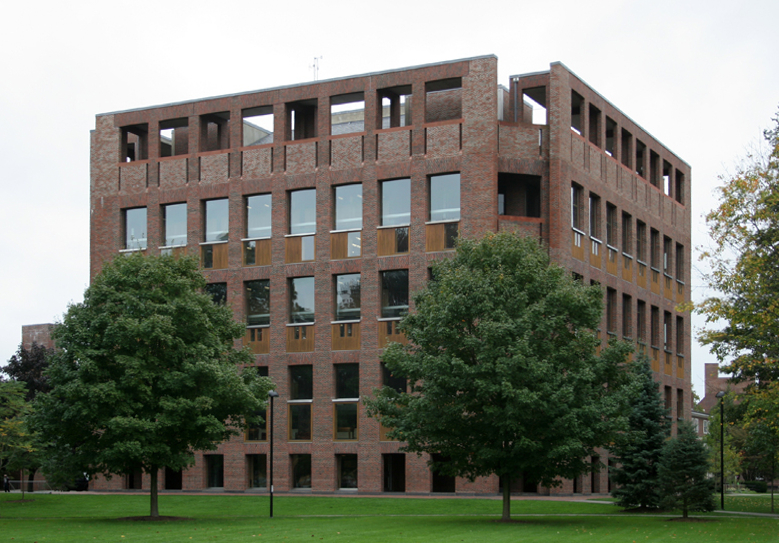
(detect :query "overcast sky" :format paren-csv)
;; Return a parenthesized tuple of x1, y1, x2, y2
(1, 0, 777, 397)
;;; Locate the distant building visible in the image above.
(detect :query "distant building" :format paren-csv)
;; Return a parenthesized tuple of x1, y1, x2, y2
(21, 323, 55, 350)
(698, 362, 750, 414)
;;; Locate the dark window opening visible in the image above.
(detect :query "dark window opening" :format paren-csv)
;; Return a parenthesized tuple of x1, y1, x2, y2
(205, 283, 227, 306)
(663, 160, 673, 196)
(248, 454, 267, 488)
(651, 306, 660, 348)
(664, 311, 672, 352)
(381, 270, 409, 319)
(291, 454, 311, 489)
(522, 86, 547, 125)
(199, 112, 230, 152)
(382, 362, 406, 393)
(622, 212, 632, 255)
(498, 173, 541, 218)
(606, 203, 617, 247)
(290, 365, 313, 400)
(335, 364, 359, 399)
(164, 468, 182, 490)
(676, 316, 684, 354)
(650, 150, 661, 188)
(206, 455, 224, 488)
(337, 454, 358, 489)
(675, 169, 685, 205)
(622, 294, 632, 339)
(606, 288, 617, 334)
(570, 91, 584, 135)
(121, 123, 148, 162)
(378, 85, 412, 129)
(637, 300, 647, 344)
(331, 92, 365, 136)
(571, 183, 583, 230)
(159, 118, 189, 157)
(675, 243, 684, 279)
(383, 454, 405, 492)
(589, 193, 601, 239)
(677, 389, 684, 420)
(635, 139, 646, 178)
(246, 280, 270, 326)
(425, 78, 462, 123)
(605, 117, 617, 156)
(621, 128, 632, 169)
(286, 99, 317, 141)
(663, 236, 672, 274)
(431, 454, 456, 492)
(636, 221, 646, 262)
(589, 104, 601, 147)
(650, 229, 660, 269)
(242, 106, 274, 147)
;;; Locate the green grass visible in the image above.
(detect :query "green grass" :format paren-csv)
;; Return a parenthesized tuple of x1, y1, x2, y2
(721, 493, 779, 515)
(0, 494, 776, 542)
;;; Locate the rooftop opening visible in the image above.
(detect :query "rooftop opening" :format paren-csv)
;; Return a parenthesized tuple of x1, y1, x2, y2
(378, 85, 412, 129)
(649, 150, 660, 188)
(588, 104, 601, 147)
(675, 169, 685, 205)
(498, 173, 541, 218)
(635, 139, 646, 178)
(605, 117, 616, 156)
(159, 118, 189, 157)
(522, 86, 547, 125)
(425, 78, 462, 123)
(200, 112, 230, 152)
(242, 106, 274, 147)
(330, 92, 365, 136)
(570, 91, 584, 135)
(621, 128, 632, 168)
(286, 99, 317, 141)
(121, 123, 148, 162)
(662, 160, 673, 196)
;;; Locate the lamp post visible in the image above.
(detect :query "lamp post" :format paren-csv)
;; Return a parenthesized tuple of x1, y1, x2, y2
(268, 390, 279, 518)
(716, 390, 726, 511)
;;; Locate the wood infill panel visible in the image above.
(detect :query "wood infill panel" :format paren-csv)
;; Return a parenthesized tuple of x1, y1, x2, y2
(287, 325, 315, 353)
(378, 320, 407, 348)
(244, 327, 270, 355)
(285, 236, 302, 263)
(332, 322, 360, 351)
(331, 232, 348, 260)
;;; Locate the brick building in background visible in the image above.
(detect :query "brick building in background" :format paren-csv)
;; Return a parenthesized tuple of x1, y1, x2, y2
(88, 55, 691, 495)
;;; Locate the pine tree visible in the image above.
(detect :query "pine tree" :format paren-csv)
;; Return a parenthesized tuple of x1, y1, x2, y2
(658, 420, 716, 518)
(609, 354, 669, 510)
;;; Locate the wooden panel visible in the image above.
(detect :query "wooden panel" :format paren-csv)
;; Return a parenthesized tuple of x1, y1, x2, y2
(243, 238, 271, 267)
(244, 327, 270, 355)
(637, 263, 647, 290)
(621, 255, 633, 282)
(676, 355, 685, 379)
(676, 281, 685, 304)
(378, 320, 407, 348)
(332, 322, 360, 351)
(650, 269, 661, 295)
(213, 243, 228, 269)
(571, 230, 585, 261)
(651, 348, 660, 373)
(426, 223, 445, 252)
(286, 325, 315, 353)
(378, 228, 396, 256)
(201, 243, 228, 270)
(606, 248, 618, 276)
(664, 275, 674, 301)
(379, 423, 398, 442)
(664, 351, 673, 376)
(285, 236, 302, 264)
(589, 240, 602, 269)
(331, 232, 348, 260)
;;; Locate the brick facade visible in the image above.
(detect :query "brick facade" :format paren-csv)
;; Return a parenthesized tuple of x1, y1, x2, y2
(88, 56, 691, 496)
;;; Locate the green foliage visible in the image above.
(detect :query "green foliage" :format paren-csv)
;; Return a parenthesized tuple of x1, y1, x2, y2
(0, 381, 35, 466)
(365, 232, 634, 520)
(29, 253, 272, 515)
(609, 354, 669, 509)
(3, 341, 54, 401)
(705, 398, 742, 489)
(658, 420, 716, 517)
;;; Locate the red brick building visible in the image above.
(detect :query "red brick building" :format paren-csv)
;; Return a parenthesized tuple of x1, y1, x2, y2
(88, 55, 691, 495)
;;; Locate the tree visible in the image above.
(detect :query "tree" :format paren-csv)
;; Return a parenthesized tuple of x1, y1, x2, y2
(30, 253, 272, 517)
(609, 354, 670, 510)
(705, 394, 742, 491)
(657, 420, 716, 518)
(0, 381, 37, 498)
(3, 342, 54, 402)
(365, 232, 634, 522)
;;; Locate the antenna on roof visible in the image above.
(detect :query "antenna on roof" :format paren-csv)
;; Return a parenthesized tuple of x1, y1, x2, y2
(310, 56, 323, 81)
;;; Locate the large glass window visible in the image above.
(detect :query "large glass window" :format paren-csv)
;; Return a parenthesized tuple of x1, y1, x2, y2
(205, 199, 229, 242)
(571, 184, 583, 230)
(246, 368, 268, 442)
(381, 270, 409, 318)
(289, 365, 312, 442)
(290, 365, 313, 399)
(337, 454, 358, 489)
(247, 454, 267, 488)
(381, 179, 410, 226)
(163, 203, 187, 247)
(334, 184, 362, 231)
(206, 455, 224, 488)
(205, 283, 227, 306)
(290, 189, 316, 235)
(246, 194, 272, 239)
(289, 277, 315, 323)
(334, 364, 359, 441)
(335, 274, 361, 321)
(429, 173, 460, 222)
(291, 454, 312, 488)
(335, 364, 359, 399)
(246, 280, 270, 326)
(124, 207, 147, 250)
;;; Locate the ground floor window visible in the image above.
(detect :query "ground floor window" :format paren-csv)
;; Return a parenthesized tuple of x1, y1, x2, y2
(431, 454, 455, 493)
(291, 454, 311, 489)
(247, 454, 267, 489)
(337, 454, 358, 489)
(206, 455, 224, 488)
(383, 454, 405, 492)
(164, 467, 182, 490)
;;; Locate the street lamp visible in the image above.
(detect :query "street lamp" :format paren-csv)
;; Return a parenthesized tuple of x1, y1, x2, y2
(716, 390, 726, 511)
(268, 390, 279, 518)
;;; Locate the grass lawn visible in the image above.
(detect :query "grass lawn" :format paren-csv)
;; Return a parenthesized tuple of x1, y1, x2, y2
(0, 493, 775, 542)
(721, 493, 778, 515)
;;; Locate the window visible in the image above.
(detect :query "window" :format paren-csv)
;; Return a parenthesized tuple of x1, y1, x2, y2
(675, 243, 684, 279)
(247, 454, 267, 488)
(589, 193, 601, 239)
(605, 117, 617, 156)
(663, 311, 672, 352)
(199, 112, 230, 152)
(335, 274, 361, 321)
(622, 294, 632, 339)
(650, 229, 660, 269)
(205, 283, 227, 306)
(606, 288, 617, 334)
(330, 93, 365, 135)
(289, 189, 316, 235)
(163, 203, 187, 247)
(570, 91, 583, 134)
(571, 184, 583, 230)
(637, 300, 647, 344)
(621, 128, 632, 169)
(663, 236, 672, 275)
(286, 100, 317, 141)
(290, 454, 312, 488)
(381, 270, 409, 318)
(381, 179, 411, 226)
(121, 123, 148, 162)
(242, 106, 274, 147)
(636, 221, 646, 262)
(205, 455, 224, 488)
(246, 368, 269, 442)
(429, 173, 460, 222)
(247, 194, 272, 239)
(588, 104, 601, 147)
(382, 362, 406, 393)
(606, 204, 617, 247)
(289, 365, 312, 441)
(205, 199, 229, 242)
(635, 139, 646, 178)
(159, 118, 188, 157)
(334, 364, 359, 441)
(124, 207, 147, 250)
(337, 454, 358, 489)
(621, 213, 632, 255)
(246, 280, 270, 326)
(289, 277, 315, 323)
(676, 316, 684, 354)
(651, 306, 660, 348)
(379, 85, 412, 129)
(677, 389, 684, 420)
(675, 169, 685, 205)
(334, 184, 362, 231)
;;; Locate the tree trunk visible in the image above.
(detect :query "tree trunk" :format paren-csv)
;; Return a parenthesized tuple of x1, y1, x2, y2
(20, 469, 25, 499)
(27, 469, 36, 493)
(771, 454, 775, 514)
(501, 476, 511, 522)
(150, 468, 159, 518)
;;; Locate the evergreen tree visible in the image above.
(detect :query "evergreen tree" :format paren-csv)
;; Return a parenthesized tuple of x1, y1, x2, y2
(609, 354, 669, 510)
(658, 420, 716, 518)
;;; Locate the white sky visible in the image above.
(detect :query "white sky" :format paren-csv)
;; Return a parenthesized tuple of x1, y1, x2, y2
(1, 0, 777, 398)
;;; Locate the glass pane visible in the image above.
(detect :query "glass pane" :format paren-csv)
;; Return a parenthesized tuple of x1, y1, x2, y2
(335, 184, 362, 230)
(246, 280, 270, 326)
(205, 199, 229, 242)
(430, 173, 460, 222)
(335, 364, 359, 398)
(338, 454, 358, 488)
(381, 270, 409, 318)
(335, 274, 361, 321)
(335, 404, 358, 440)
(290, 365, 313, 400)
(205, 283, 226, 305)
(247, 194, 272, 238)
(206, 455, 224, 487)
(291, 454, 311, 488)
(125, 208, 147, 249)
(289, 404, 312, 441)
(347, 231, 361, 257)
(290, 277, 315, 323)
(301, 235, 315, 261)
(290, 189, 316, 235)
(164, 203, 187, 247)
(248, 454, 267, 488)
(381, 179, 410, 226)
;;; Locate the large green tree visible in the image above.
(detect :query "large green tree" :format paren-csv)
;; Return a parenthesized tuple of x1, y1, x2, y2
(609, 354, 669, 510)
(3, 341, 53, 401)
(30, 253, 272, 517)
(365, 232, 634, 522)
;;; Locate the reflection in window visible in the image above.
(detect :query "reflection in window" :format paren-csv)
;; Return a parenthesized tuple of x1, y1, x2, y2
(291, 454, 311, 488)
(289, 403, 312, 441)
(246, 280, 270, 326)
(289, 277, 315, 323)
(205, 283, 227, 305)
(337, 454, 358, 489)
(290, 189, 316, 235)
(429, 173, 460, 222)
(205, 199, 229, 242)
(247, 454, 267, 488)
(334, 403, 358, 440)
(290, 365, 313, 399)
(247, 194, 272, 239)
(381, 179, 410, 226)
(124, 207, 147, 250)
(335, 184, 362, 231)
(335, 274, 361, 321)
(336, 364, 359, 398)
(381, 270, 409, 318)
(163, 203, 186, 247)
